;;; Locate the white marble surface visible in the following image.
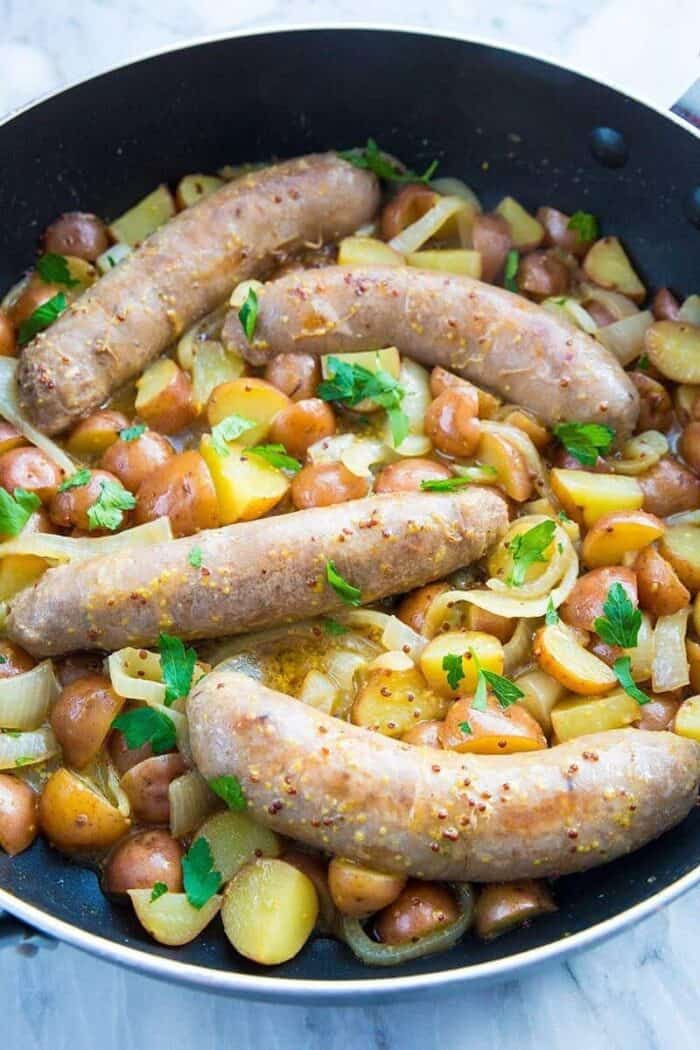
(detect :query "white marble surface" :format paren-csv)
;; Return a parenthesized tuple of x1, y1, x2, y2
(1, 2, 700, 1048)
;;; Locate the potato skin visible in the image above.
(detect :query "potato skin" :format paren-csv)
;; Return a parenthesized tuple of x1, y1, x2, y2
(264, 353, 321, 401)
(328, 857, 405, 917)
(679, 422, 700, 476)
(9, 280, 62, 328)
(375, 881, 460, 945)
(108, 708, 154, 775)
(474, 880, 556, 940)
(268, 398, 336, 459)
(120, 753, 187, 824)
(0, 640, 36, 678)
(559, 567, 638, 632)
(49, 469, 126, 532)
(135, 362, 196, 435)
(0, 774, 38, 855)
(134, 451, 220, 537)
(517, 250, 569, 300)
(43, 211, 109, 261)
(0, 447, 63, 504)
(639, 457, 700, 517)
(100, 430, 174, 492)
(401, 720, 443, 748)
(424, 387, 481, 458)
(634, 546, 689, 617)
(290, 461, 370, 509)
(50, 674, 124, 770)
(629, 372, 674, 433)
(651, 287, 681, 322)
(380, 184, 438, 240)
(103, 829, 184, 895)
(0, 310, 17, 357)
(396, 582, 449, 635)
(537, 206, 589, 257)
(54, 651, 107, 687)
(471, 213, 512, 282)
(65, 411, 130, 459)
(374, 459, 452, 494)
(39, 767, 130, 851)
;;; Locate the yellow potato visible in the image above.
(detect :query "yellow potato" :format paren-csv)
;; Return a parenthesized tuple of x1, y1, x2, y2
(581, 510, 665, 568)
(108, 184, 175, 246)
(222, 858, 318, 965)
(328, 857, 405, 917)
(674, 695, 700, 741)
(440, 695, 546, 753)
(645, 321, 700, 384)
(419, 630, 504, 699)
(190, 342, 246, 411)
(533, 623, 616, 694)
(175, 173, 225, 209)
(337, 236, 404, 267)
(129, 889, 222, 946)
(514, 669, 566, 735)
(551, 690, 643, 741)
(495, 197, 544, 251)
(198, 810, 281, 883)
(659, 524, 700, 592)
(0, 554, 47, 600)
(38, 768, 130, 851)
(200, 436, 289, 524)
(206, 377, 291, 445)
(583, 237, 645, 302)
(351, 651, 446, 737)
(477, 430, 532, 501)
(550, 468, 643, 527)
(474, 880, 556, 940)
(135, 358, 195, 433)
(406, 249, 482, 278)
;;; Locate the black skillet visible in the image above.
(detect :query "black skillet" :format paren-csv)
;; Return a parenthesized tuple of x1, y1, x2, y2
(0, 27, 698, 1003)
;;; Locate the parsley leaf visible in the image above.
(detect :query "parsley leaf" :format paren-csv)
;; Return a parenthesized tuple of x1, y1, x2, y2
(238, 287, 259, 342)
(182, 837, 222, 910)
(458, 720, 473, 735)
(86, 479, 136, 531)
(504, 250, 520, 292)
(506, 520, 556, 587)
(323, 617, 348, 636)
(442, 653, 465, 690)
(120, 423, 147, 443)
(420, 476, 472, 493)
(325, 560, 362, 606)
(188, 546, 203, 569)
(613, 656, 651, 706)
(317, 356, 409, 448)
(545, 597, 559, 626)
(567, 211, 599, 243)
(58, 468, 91, 492)
(150, 882, 167, 902)
(36, 253, 79, 288)
(18, 292, 68, 345)
(637, 353, 650, 372)
(209, 775, 247, 811)
(593, 583, 641, 649)
(158, 632, 197, 706)
(481, 668, 525, 708)
(338, 138, 438, 184)
(247, 444, 301, 473)
(472, 669, 488, 711)
(553, 422, 615, 466)
(210, 414, 257, 457)
(111, 707, 177, 754)
(0, 488, 41, 537)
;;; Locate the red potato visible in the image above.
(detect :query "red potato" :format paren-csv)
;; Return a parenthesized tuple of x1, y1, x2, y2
(536, 206, 591, 258)
(66, 411, 130, 459)
(120, 753, 188, 825)
(471, 213, 512, 282)
(636, 694, 681, 732)
(474, 880, 556, 940)
(328, 857, 406, 917)
(651, 288, 681, 322)
(43, 211, 109, 261)
(634, 545, 690, 617)
(374, 459, 452, 494)
(290, 461, 370, 509)
(401, 720, 444, 748)
(0, 422, 25, 455)
(629, 372, 674, 433)
(679, 422, 700, 476)
(559, 567, 638, 632)
(54, 652, 106, 687)
(517, 250, 570, 300)
(49, 469, 128, 532)
(0, 774, 38, 855)
(396, 582, 449, 634)
(134, 451, 220, 537)
(50, 675, 124, 769)
(108, 707, 155, 776)
(268, 398, 336, 459)
(375, 882, 460, 944)
(264, 353, 320, 401)
(0, 640, 36, 677)
(103, 829, 184, 895)
(100, 430, 174, 492)
(638, 457, 700, 517)
(424, 387, 481, 458)
(380, 184, 440, 240)
(0, 310, 17, 357)
(135, 360, 196, 434)
(9, 280, 62, 328)
(39, 768, 130, 851)
(0, 447, 64, 504)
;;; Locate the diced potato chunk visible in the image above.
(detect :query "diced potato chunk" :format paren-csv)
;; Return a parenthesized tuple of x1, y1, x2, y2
(135, 358, 196, 433)
(0, 554, 47, 600)
(514, 669, 566, 735)
(533, 623, 617, 695)
(38, 768, 130, 851)
(551, 690, 642, 742)
(406, 249, 482, 278)
(674, 695, 700, 740)
(129, 890, 222, 946)
(200, 436, 290, 524)
(198, 810, 280, 883)
(477, 430, 532, 501)
(222, 858, 318, 965)
(550, 468, 643, 527)
(191, 342, 246, 411)
(645, 321, 700, 384)
(175, 173, 224, 209)
(206, 377, 291, 445)
(495, 197, 545, 251)
(328, 857, 405, 917)
(583, 237, 645, 302)
(351, 651, 446, 736)
(474, 880, 556, 940)
(659, 524, 700, 592)
(108, 184, 175, 246)
(419, 630, 504, 699)
(581, 510, 664, 568)
(439, 695, 546, 753)
(337, 236, 404, 267)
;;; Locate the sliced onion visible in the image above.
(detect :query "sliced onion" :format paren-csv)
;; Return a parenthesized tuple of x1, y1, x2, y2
(0, 661, 60, 730)
(489, 517, 572, 600)
(678, 295, 700, 326)
(431, 178, 482, 213)
(345, 609, 426, 661)
(96, 242, 132, 275)
(169, 769, 218, 838)
(652, 609, 690, 692)
(452, 463, 500, 485)
(0, 727, 58, 769)
(579, 283, 640, 321)
(608, 431, 668, 476)
(298, 670, 340, 714)
(0, 358, 76, 473)
(479, 421, 546, 495)
(542, 297, 597, 335)
(595, 311, 654, 366)
(626, 613, 654, 681)
(325, 650, 368, 695)
(666, 509, 700, 527)
(307, 433, 391, 477)
(0, 516, 173, 564)
(109, 648, 166, 705)
(388, 196, 469, 254)
(503, 618, 534, 676)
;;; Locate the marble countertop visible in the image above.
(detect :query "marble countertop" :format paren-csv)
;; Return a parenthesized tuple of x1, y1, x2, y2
(1, 2, 699, 1048)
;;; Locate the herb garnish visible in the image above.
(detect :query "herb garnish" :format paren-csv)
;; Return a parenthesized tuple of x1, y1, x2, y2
(238, 287, 259, 342)
(86, 479, 136, 531)
(247, 444, 301, 473)
(325, 560, 362, 606)
(420, 476, 473, 493)
(442, 653, 466, 691)
(150, 882, 167, 902)
(210, 414, 257, 457)
(158, 632, 197, 706)
(120, 423, 147, 443)
(553, 422, 615, 466)
(338, 138, 438, 184)
(504, 250, 520, 292)
(182, 838, 222, 910)
(545, 597, 559, 626)
(209, 775, 247, 811)
(613, 655, 651, 706)
(506, 519, 556, 587)
(36, 253, 79, 288)
(58, 468, 91, 492)
(111, 707, 177, 754)
(317, 356, 408, 447)
(188, 546, 203, 569)
(442, 648, 524, 710)
(323, 617, 349, 636)
(458, 720, 473, 735)
(593, 583, 641, 649)
(18, 292, 68, 345)
(0, 488, 41, 537)
(567, 211, 599, 243)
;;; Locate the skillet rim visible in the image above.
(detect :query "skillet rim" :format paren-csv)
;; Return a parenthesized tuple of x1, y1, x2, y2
(0, 21, 698, 1001)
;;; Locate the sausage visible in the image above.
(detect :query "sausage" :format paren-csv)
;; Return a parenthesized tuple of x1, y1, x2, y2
(7, 488, 507, 657)
(222, 266, 640, 436)
(188, 670, 700, 881)
(18, 156, 379, 434)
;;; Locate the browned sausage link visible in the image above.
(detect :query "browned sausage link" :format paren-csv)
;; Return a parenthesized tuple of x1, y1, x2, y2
(223, 266, 640, 436)
(189, 670, 700, 881)
(18, 156, 379, 434)
(6, 489, 507, 656)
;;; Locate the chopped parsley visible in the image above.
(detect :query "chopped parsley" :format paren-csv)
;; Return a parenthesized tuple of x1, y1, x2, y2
(325, 560, 362, 606)
(188, 546, 203, 569)
(209, 775, 247, 811)
(506, 519, 556, 587)
(18, 292, 68, 345)
(317, 356, 409, 447)
(150, 882, 168, 903)
(0, 487, 41, 537)
(545, 597, 559, 626)
(613, 655, 651, 706)
(567, 210, 599, 243)
(182, 838, 222, 910)
(442, 652, 465, 690)
(120, 423, 147, 443)
(158, 632, 197, 706)
(238, 287, 259, 342)
(504, 250, 520, 292)
(338, 138, 438, 184)
(552, 422, 615, 466)
(86, 479, 136, 531)
(58, 468, 91, 492)
(36, 253, 79, 288)
(593, 583, 641, 649)
(210, 414, 257, 457)
(420, 476, 473, 493)
(637, 353, 650, 372)
(323, 617, 349, 636)
(247, 444, 301, 473)
(111, 707, 177, 754)
(443, 648, 523, 709)
(458, 720, 473, 735)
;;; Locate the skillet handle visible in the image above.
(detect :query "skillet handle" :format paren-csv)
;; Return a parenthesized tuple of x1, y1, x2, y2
(0, 909, 53, 950)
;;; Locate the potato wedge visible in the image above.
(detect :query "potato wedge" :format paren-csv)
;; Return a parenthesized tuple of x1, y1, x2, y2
(200, 436, 289, 524)
(583, 237, 645, 302)
(135, 359, 196, 434)
(206, 377, 291, 445)
(550, 468, 643, 527)
(198, 810, 281, 883)
(559, 567, 637, 632)
(495, 197, 545, 251)
(513, 669, 566, 735)
(351, 651, 445, 737)
(191, 342, 246, 411)
(474, 880, 556, 940)
(439, 695, 546, 753)
(406, 249, 482, 278)
(645, 321, 700, 383)
(328, 857, 405, 917)
(108, 184, 175, 246)
(338, 236, 404, 267)
(674, 695, 700, 741)
(419, 630, 504, 699)
(66, 410, 130, 459)
(222, 858, 318, 965)
(659, 523, 700, 593)
(551, 689, 641, 742)
(39, 768, 130, 851)
(477, 430, 532, 501)
(129, 889, 222, 946)
(581, 510, 664, 568)
(635, 545, 690, 617)
(533, 623, 616, 694)
(175, 173, 224, 209)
